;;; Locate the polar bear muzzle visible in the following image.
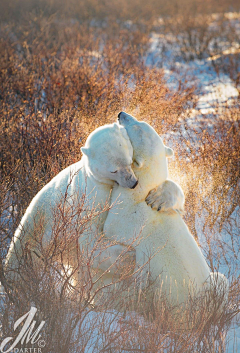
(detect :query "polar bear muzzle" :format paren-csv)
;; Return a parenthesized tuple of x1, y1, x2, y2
(116, 165, 138, 189)
(118, 111, 138, 126)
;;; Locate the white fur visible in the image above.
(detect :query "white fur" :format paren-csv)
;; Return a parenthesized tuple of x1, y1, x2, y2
(5, 123, 138, 280)
(104, 113, 228, 305)
(146, 179, 185, 213)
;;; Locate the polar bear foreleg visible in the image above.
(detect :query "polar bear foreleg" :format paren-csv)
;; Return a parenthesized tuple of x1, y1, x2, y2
(146, 180, 185, 214)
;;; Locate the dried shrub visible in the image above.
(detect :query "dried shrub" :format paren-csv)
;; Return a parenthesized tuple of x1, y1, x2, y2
(155, 10, 238, 67)
(164, 108, 240, 276)
(209, 13, 240, 98)
(1, 0, 239, 24)
(0, 18, 192, 246)
(0, 4, 239, 352)
(0, 196, 236, 353)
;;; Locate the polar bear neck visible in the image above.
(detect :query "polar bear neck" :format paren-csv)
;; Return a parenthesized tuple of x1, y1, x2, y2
(82, 160, 113, 210)
(137, 159, 168, 200)
(83, 155, 114, 187)
(113, 155, 169, 203)
(140, 160, 168, 193)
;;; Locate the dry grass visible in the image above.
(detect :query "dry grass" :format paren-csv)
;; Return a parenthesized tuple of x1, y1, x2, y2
(0, 194, 236, 353)
(0, 1, 239, 352)
(0, 17, 193, 246)
(167, 109, 240, 241)
(1, 0, 239, 23)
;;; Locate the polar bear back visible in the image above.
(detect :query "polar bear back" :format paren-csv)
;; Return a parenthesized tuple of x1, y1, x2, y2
(5, 121, 137, 281)
(6, 161, 85, 260)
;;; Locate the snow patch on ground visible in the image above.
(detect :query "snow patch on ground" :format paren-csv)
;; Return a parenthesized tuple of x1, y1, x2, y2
(146, 20, 240, 351)
(147, 33, 239, 117)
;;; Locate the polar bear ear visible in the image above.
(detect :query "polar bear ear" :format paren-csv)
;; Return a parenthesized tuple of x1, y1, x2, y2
(81, 147, 91, 157)
(134, 156, 144, 168)
(113, 122, 120, 130)
(165, 146, 174, 158)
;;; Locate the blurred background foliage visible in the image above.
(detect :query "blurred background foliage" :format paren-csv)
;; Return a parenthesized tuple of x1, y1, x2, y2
(0, 0, 239, 351)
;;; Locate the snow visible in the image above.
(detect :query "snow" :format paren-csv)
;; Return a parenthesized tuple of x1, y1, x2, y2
(228, 312, 240, 353)
(145, 15, 240, 351)
(1, 11, 239, 352)
(146, 34, 239, 117)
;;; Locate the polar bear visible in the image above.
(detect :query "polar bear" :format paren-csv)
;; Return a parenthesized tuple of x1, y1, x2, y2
(4, 123, 138, 282)
(103, 112, 228, 307)
(4, 121, 183, 287)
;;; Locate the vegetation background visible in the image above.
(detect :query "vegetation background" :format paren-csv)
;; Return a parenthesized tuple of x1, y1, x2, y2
(0, 0, 239, 351)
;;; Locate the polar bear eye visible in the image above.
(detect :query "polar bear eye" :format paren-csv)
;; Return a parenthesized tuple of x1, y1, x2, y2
(111, 170, 118, 174)
(133, 159, 143, 168)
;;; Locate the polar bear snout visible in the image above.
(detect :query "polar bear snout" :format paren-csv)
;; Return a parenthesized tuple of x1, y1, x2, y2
(118, 112, 137, 126)
(118, 111, 125, 121)
(117, 166, 138, 189)
(131, 180, 138, 189)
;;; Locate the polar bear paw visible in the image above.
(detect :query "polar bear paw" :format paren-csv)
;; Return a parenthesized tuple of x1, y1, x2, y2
(146, 180, 185, 214)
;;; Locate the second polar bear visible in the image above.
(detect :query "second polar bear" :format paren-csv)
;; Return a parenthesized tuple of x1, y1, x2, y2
(104, 112, 228, 306)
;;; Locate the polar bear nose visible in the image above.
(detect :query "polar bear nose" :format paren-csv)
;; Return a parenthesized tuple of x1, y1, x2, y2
(131, 180, 138, 189)
(118, 112, 123, 121)
(118, 112, 129, 126)
(118, 112, 137, 125)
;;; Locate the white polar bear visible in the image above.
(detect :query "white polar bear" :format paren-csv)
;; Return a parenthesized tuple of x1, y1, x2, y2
(103, 112, 228, 306)
(4, 121, 183, 287)
(4, 123, 138, 282)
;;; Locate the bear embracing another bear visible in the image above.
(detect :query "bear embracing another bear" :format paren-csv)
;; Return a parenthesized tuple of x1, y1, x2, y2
(4, 120, 182, 288)
(4, 122, 137, 283)
(104, 112, 229, 308)
(4, 111, 228, 318)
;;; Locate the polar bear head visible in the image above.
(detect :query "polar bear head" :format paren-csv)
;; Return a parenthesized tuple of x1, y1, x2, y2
(117, 112, 173, 187)
(81, 123, 138, 188)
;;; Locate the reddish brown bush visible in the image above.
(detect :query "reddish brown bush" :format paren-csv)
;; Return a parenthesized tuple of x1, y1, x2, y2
(0, 5, 239, 352)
